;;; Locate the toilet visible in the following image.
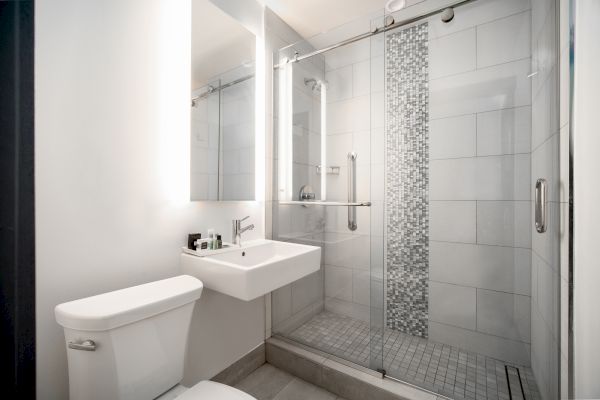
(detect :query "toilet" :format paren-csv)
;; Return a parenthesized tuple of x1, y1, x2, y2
(55, 275, 255, 400)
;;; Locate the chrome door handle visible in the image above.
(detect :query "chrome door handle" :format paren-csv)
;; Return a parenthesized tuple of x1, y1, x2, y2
(68, 339, 96, 351)
(535, 178, 547, 233)
(348, 152, 358, 231)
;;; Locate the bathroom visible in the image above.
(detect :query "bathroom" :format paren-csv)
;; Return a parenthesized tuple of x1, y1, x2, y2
(1, 0, 599, 399)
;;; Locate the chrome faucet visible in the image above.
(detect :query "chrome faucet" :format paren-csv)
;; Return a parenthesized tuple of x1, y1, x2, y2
(232, 216, 254, 246)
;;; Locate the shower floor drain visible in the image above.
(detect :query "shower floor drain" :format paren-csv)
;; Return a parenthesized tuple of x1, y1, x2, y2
(505, 365, 527, 400)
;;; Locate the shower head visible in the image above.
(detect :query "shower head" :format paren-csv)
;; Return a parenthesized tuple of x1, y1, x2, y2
(304, 78, 323, 92)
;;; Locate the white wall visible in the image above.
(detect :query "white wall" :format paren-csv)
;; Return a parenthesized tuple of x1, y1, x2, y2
(572, 1, 600, 398)
(35, 1, 265, 399)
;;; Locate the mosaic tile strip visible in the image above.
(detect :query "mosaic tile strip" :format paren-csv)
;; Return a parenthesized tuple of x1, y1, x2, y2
(385, 23, 430, 337)
(290, 311, 541, 400)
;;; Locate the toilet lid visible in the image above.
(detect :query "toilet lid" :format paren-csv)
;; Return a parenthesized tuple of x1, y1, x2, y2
(175, 381, 256, 400)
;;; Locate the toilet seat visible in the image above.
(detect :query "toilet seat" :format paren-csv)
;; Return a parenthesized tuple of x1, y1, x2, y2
(174, 381, 256, 400)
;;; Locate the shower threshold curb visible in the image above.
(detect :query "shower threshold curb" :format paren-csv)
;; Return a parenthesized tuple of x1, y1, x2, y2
(266, 336, 448, 400)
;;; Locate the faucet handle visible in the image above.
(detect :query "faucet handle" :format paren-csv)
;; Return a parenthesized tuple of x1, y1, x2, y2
(239, 215, 250, 222)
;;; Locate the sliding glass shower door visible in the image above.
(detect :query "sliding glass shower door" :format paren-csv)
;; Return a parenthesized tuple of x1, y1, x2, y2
(270, 20, 385, 372)
(378, 1, 560, 399)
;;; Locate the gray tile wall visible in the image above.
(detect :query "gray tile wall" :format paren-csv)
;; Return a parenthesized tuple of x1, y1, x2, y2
(424, 0, 534, 366)
(385, 22, 430, 337)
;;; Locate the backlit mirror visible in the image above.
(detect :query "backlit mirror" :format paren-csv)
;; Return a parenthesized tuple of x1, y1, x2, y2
(191, 0, 256, 201)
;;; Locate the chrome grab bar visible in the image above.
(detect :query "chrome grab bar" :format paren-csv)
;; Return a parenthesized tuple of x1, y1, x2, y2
(278, 201, 371, 206)
(348, 152, 358, 231)
(535, 178, 547, 233)
(68, 339, 96, 351)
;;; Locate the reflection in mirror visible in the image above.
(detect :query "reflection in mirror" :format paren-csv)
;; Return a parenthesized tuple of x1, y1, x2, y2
(191, 0, 255, 201)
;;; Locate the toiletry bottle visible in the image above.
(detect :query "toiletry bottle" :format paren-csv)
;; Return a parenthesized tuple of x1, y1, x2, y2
(216, 234, 222, 249)
(207, 229, 215, 250)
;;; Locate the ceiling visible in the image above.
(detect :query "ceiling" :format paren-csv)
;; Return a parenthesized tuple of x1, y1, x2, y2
(262, 0, 387, 38)
(192, 0, 255, 89)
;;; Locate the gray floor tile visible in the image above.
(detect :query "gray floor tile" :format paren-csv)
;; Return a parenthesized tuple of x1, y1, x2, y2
(235, 364, 295, 400)
(286, 311, 542, 400)
(273, 378, 337, 400)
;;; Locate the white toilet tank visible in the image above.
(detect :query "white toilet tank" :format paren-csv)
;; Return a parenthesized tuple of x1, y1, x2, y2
(55, 275, 203, 400)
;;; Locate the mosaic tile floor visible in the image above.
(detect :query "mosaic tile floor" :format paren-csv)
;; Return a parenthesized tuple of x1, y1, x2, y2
(289, 312, 541, 400)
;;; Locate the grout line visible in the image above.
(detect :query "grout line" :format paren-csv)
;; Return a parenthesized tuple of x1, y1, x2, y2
(430, 152, 531, 161)
(428, 56, 531, 83)
(429, 320, 532, 347)
(429, 279, 531, 298)
(429, 104, 531, 122)
(427, 8, 532, 41)
(430, 239, 531, 250)
(430, 199, 531, 203)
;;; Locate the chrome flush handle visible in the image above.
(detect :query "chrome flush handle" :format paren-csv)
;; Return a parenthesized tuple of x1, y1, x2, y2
(68, 339, 96, 351)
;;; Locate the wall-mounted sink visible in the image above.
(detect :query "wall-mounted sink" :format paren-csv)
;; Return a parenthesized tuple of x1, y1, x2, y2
(180, 239, 321, 301)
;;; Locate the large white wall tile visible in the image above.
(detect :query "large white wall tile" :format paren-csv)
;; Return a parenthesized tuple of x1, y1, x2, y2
(430, 158, 477, 200)
(477, 106, 532, 156)
(430, 155, 530, 201)
(430, 242, 531, 295)
(474, 154, 531, 201)
(325, 265, 352, 302)
(325, 39, 370, 71)
(430, 58, 531, 119)
(353, 60, 370, 97)
(532, 2, 557, 98)
(323, 233, 370, 270)
(532, 68, 559, 149)
(430, 114, 476, 159)
(531, 200, 560, 269)
(325, 66, 353, 103)
(291, 270, 323, 314)
(353, 269, 371, 306)
(326, 133, 353, 166)
(532, 131, 560, 204)
(370, 55, 384, 93)
(477, 289, 531, 342)
(536, 255, 559, 338)
(477, 11, 531, 68)
(370, 91, 384, 129)
(429, 28, 476, 79)
(324, 297, 370, 323)
(428, 0, 531, 40)
(353, 131, 371, 166)
(325, 166, 347, 202)
(429, 321, 531, 366)
(429, 281, 477, 330)
(272, 284, 292, 325)
(430, 201, 477, 243)
(477, 200, 532, 248)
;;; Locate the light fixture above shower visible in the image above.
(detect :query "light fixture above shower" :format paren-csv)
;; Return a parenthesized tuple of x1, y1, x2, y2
(385, 0, 406, 13)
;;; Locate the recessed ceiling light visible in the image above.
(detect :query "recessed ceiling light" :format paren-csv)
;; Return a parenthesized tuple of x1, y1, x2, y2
(385, 0, 406, 13)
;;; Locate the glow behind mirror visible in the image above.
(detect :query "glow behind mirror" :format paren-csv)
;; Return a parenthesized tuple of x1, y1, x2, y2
(277, 61, 293, 201)
(320, 81, 327, 200)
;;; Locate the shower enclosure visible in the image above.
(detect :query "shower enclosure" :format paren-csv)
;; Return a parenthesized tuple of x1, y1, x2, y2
(271, 1, 563, 399)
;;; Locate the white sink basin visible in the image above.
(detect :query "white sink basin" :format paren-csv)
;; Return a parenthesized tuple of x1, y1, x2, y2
(180, 239, 321, 301)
